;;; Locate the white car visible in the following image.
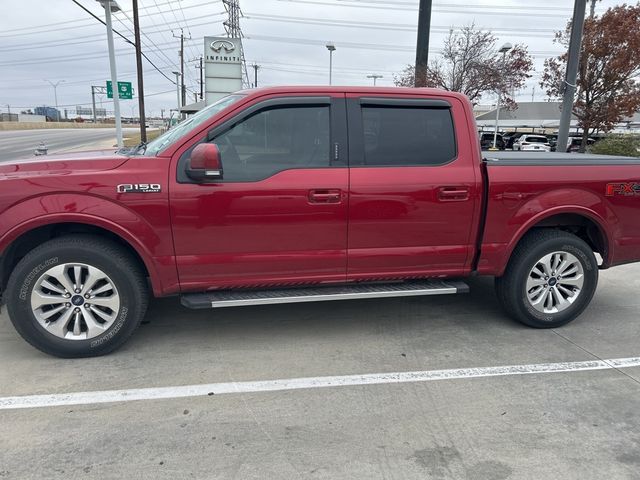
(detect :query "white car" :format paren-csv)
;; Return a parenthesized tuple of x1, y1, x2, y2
(512, 135, 551, 152)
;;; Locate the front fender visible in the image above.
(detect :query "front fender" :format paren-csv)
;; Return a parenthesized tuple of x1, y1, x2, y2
(0, 193, 178, 296)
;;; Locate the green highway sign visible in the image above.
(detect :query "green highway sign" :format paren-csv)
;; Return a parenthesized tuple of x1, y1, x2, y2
(106, 81, 133, 99)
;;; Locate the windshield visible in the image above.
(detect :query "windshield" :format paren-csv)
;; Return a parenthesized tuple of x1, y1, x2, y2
(526, 136, 548, 143)
(144, 94, 245, 156)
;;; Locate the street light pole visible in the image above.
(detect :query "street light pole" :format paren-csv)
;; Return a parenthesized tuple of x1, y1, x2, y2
(492, 43, 512, 150)
(326, 43, 336, 85)
(97, 0, 123, 147)
(44, 80, 64, 122)
(367, 74, 383, 86)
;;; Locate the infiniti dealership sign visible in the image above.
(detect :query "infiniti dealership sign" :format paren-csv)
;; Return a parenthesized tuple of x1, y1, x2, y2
(204, 36, 243, 105)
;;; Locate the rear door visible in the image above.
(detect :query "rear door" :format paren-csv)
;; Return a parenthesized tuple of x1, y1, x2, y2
(346, 95, 481, 280)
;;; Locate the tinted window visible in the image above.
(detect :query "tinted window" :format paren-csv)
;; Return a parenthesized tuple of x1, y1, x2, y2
(212, 106, 330, 182)
(361, 107, 456, 166)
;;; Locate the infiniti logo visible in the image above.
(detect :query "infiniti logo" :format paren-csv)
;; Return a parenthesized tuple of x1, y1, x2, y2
(210, 40, 236, 53)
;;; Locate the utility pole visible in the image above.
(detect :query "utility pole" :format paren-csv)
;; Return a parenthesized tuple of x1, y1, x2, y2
(191, 56, 204, 100)
(172, 71, 182, 119)
(198, 56, 203, 99)
(531, 86, 535, 102)
(91, 85, 107, 124)
(557, 0, 587, 154)
(589, 0, 597, 18)
(173, 29, 188, 108)
(252, 63, 259, 87)
(91, 86, 97, 124)
(367, 74, 383, 86)
(414, 0, 433, 87)
(132, 0, 147, 142)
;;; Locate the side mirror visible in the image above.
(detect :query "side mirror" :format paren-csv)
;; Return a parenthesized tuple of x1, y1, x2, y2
(186, 143, 223, 181)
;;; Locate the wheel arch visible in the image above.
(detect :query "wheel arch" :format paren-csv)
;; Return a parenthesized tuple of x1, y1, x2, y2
(500, 207, 612, 276)
(1, 218, 162, 298)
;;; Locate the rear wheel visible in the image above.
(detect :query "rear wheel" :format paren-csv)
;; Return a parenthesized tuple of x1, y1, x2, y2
(495, 229, 598, 328)
(5, 235, 148, 357)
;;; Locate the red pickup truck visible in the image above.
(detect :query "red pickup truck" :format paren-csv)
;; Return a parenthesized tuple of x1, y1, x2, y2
(1, 86, 640, 357)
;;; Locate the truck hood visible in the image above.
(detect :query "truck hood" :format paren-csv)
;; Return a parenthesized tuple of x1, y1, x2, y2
(0, 149, 129, 177)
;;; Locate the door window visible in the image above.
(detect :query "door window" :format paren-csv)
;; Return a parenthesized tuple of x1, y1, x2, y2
(212, 106, 331, 182)
(361, 106, 456, 166)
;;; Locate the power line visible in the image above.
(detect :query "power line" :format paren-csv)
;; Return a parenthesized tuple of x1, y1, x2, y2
(0, 0, 222, 37)
(0, 11, 226, 52)
(70, 0, 178, 86)
(276, 0, 572, 17)
(243, 13, 556, 38)
(245, 34, 562, 56)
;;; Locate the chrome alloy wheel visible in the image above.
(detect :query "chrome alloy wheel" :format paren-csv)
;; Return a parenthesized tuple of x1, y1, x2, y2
(30, 263, 120, 340)
(526, 251, 584, 314)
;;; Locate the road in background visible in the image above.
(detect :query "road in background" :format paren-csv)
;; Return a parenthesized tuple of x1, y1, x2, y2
(0, 128, 138, 162)
(1, 265, 640, 479)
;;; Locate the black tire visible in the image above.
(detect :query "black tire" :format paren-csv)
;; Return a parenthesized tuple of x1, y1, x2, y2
(495, 229, 598, 328)
(5, 235, 148, 357)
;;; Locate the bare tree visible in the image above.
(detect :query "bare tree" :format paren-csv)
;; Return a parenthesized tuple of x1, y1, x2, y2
(395, 25, 533, 106)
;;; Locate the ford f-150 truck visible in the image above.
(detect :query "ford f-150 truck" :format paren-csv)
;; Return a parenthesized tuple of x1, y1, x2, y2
(1, 86, 640, 358)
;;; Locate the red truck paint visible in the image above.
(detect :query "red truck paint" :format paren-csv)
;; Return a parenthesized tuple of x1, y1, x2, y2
(1, 86, 640, 298)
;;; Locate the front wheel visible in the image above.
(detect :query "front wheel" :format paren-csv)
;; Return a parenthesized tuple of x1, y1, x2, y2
(495, 230, 598, 328)
(5, 235, 148, 357)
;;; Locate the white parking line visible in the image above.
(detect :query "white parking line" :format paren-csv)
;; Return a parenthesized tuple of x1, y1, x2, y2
(2, 356, 639, 411)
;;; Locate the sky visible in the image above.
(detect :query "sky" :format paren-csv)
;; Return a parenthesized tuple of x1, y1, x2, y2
(0, 0, 624, 118)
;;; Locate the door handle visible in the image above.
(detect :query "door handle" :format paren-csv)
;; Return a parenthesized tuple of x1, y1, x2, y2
(309, 189, 342, 204)
(438, 186, 470, 202)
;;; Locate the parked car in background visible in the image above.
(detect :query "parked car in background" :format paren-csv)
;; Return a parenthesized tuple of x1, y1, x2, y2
(479, 132, 505, 150)
(503, 132, 523, 151)
(567, 137, 597, 153)
(512, 134, 551, 152)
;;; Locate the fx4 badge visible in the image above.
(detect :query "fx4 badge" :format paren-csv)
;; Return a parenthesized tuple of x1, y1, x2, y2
(117, 183, 162, 193)
(605, 183, 640, 196)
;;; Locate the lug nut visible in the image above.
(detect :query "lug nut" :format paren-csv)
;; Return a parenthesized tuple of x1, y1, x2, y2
(85, 304, 91, 308)
(65, 303, 71, 307)
(64, 293, 71, 298)
(74, 308, 80, 312)
(84, 294, 90, 299)
(75, 289, 81, 294)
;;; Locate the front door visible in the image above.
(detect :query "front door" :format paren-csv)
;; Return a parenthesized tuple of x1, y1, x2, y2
(170, 96, 349, 291)
(346, 95, 480, 280)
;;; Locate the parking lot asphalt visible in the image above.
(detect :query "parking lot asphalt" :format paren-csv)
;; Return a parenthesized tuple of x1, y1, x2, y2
(1, 265, 639, 479)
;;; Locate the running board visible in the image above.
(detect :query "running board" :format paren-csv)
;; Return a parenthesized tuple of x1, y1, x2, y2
(180, 280, 469, 309)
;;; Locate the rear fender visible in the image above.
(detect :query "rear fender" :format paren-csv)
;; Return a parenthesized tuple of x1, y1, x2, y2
(480, 188, 616, 276)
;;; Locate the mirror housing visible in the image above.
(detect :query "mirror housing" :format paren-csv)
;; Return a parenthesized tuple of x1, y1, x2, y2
(186, 143, 223, 181)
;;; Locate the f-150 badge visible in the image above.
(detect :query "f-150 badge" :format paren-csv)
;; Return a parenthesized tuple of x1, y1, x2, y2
(117, 183, 162, 193)
(606, 183, 640, 196)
